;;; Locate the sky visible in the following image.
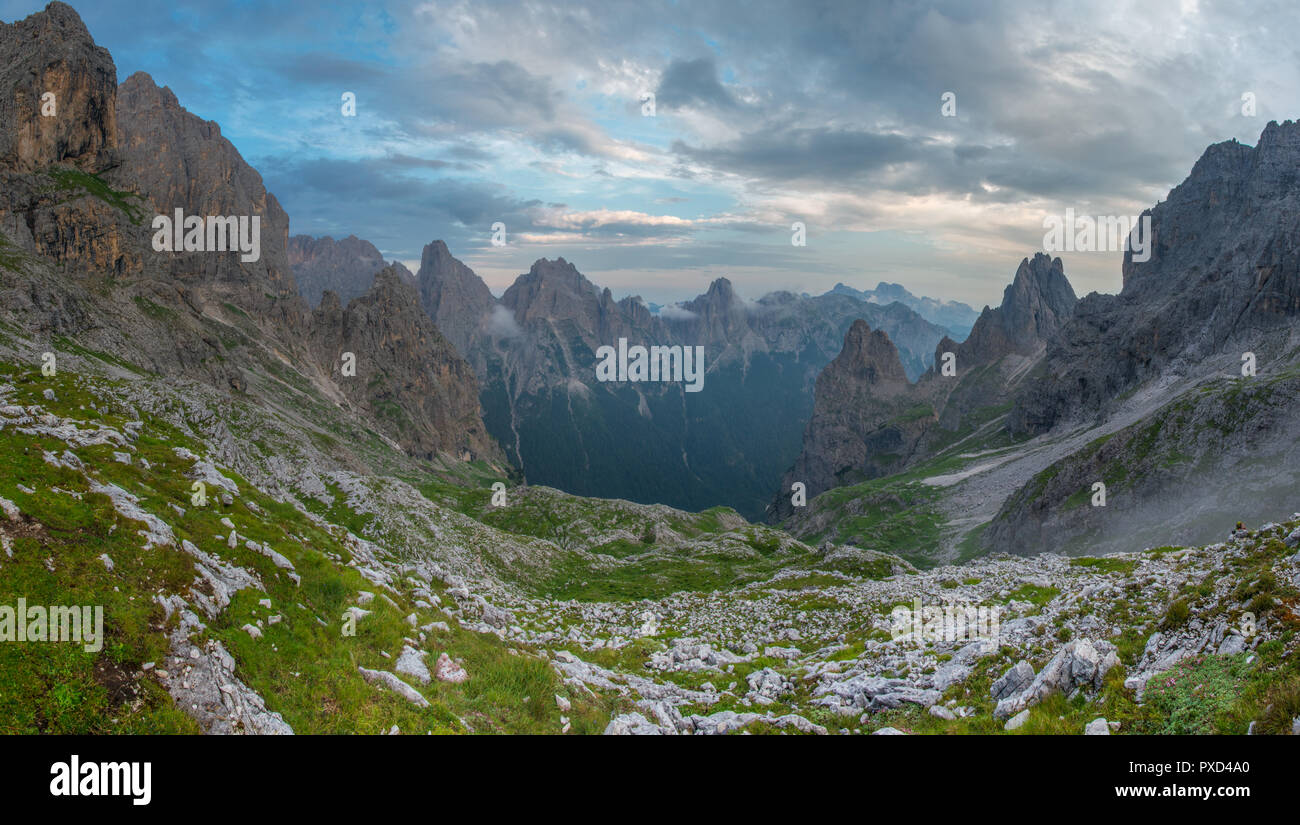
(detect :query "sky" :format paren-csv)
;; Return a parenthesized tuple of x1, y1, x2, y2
(5, 0, 1298, 307)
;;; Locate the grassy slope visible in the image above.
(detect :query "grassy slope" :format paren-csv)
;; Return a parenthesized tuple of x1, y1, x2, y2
(0, 362, 620, 733)
(3, 355, 1297, 735)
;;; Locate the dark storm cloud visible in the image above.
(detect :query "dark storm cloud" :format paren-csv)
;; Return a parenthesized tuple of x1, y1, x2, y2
(672, 128, 928, 183)
(655, 57, 739, 110)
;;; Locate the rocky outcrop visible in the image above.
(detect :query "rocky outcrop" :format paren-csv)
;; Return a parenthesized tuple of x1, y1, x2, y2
(0, 2, 117, 173)
(113, 71, 298, 318)
(0, 3, 503, 474)
(992, 639, 1118, 719)
(951, 253, 1075, 368)
(501, 257, 613, 329)
(775, 320, 921, 517)
(309, 266, 501, 462)
(1010, 122, 1300, 436)
(290, 234, 413, 308)
(414, 240, 497, 361)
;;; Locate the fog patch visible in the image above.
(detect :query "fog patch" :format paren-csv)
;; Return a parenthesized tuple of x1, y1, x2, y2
(657, 304, 698, 322)
(485, 305, 523, 339)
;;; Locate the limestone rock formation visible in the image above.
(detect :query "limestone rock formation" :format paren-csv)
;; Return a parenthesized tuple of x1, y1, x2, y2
(290, 234, 413, 309)
(415, 240, 499, 360)
(1010, 122, 1300, 435)
(775, 320, 920, 516)
(0, 3, 502, 473)
(309, 266, 501, 462)
(0, 1, 117, 173)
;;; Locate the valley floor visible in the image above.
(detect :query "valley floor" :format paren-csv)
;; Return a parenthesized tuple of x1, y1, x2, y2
(2, 355, 1298, 735)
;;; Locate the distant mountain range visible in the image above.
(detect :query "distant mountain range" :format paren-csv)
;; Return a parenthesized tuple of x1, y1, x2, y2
(288, 234, 414, 308)
(304, 240, 956, 519)
(827, 281, 980, 339)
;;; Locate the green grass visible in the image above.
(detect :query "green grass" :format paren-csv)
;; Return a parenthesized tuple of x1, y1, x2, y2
(0, 362, 621, 733)
(1003, 583, 1060, 608)
(133, 296, 177, 321)
(45, 167, 148, 225)
(1138, 654, 1251, 735)
(53, 336, 147, 376)
(0, 233, 30, 273)
(802, 480, 944, 565)
(1069, 556, 1136, 574)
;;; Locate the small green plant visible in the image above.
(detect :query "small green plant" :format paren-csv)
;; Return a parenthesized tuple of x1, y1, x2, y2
(1159, 598, 1190, 631)
(1141, 655, 1250, 735)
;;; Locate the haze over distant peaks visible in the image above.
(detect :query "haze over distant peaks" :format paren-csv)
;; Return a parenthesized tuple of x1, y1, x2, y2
(828, 281, 980, 340)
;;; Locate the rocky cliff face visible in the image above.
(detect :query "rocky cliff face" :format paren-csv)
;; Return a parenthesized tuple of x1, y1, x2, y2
(0, 3, 501, 474)
(921, 253, 1076, 432)
(113, 71, 299, 321)
(774, 320, 922, 518)
(309, 266, 499, 462)
(1010, 123, 1300, 435)
(415, 240, 498, 360)
(978, 121, 1300, 554)
(0, 1, 131, 285)
(950, 253, 1076, 369)
(0, 2, 116, 173)
(289, 234, 413, 309)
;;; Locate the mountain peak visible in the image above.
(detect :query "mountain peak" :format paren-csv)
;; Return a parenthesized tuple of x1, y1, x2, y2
(871, 282, 910, 300)
(1005, 253, 1075, 315)
(833, 319, 909, 387)
(419, 238, 457, 269)
(706, 277, 735, 299)
(0, 1, 117, 172)
(773, 316, 916, 517)
(826, 280, 979, 339)
(525, 256, 587, 285)
(11, 2, 92, 36)
(507, 257, 599, 302)
(309, 262, 500, 462)
(1255, 118, 1300, 156)
(289, 234, 404, 308)
(952, 253, 1076, 366)
(415, 240, 495, 358)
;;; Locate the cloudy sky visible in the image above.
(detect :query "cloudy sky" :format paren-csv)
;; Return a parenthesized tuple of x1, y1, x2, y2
(6, 0, 1298, 307)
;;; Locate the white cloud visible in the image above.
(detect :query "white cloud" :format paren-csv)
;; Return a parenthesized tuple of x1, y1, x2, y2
(484, 304, 523, 338)
(657, 304, 698, 321)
